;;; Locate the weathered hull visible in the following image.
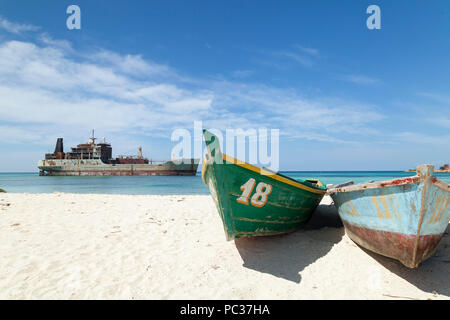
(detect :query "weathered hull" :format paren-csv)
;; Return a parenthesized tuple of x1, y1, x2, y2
(39, 170, 197, 176)
(202, 130, 326, 240)
(329, 165, 450, 268)
(38, 159, 199, 176)
(343, 222, 444, 267)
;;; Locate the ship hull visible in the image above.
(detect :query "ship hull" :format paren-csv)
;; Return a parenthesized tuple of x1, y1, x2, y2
(38, 159, 199, 176)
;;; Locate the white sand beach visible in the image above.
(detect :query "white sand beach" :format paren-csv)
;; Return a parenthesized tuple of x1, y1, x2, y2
(0, 193, 448, 300)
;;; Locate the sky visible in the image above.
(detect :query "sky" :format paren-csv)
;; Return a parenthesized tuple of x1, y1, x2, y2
(0, 0, 449, 171)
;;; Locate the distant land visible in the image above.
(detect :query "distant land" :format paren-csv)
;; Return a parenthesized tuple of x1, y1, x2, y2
(405, 164, 450, 173)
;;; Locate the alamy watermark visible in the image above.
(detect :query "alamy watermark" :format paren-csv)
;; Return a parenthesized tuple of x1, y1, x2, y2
(171, 121, 280, 172)
(366, 5, 381, 30)
(65, 5, 380, 31)
(66, 5, 81, 30)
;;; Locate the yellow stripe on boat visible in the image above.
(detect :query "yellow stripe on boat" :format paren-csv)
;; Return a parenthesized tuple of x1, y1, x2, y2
(201, 155, 207, 184)
(222, 154, 325, 195)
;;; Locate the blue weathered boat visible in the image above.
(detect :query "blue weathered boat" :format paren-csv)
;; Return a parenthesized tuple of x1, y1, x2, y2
(328, 164, 450, 268)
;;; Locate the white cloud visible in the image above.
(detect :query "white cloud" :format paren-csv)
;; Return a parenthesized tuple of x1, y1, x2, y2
(231, 70, 254, 78)
(90, 50, 173, 78)
(432, 117, 450, 128)
(413, 93, 450, 128)
(396, 132, 450, 145)
(209, 81, 383, 140)
(418, 92, 450, 105)
(295, 45, 319, 56)
(276, 51, 313, 67)
(339, 74, 382, 85)
(0, 125, 45, 144)
(0, 20, 386, 149)
(38, 33, 73, 52)
(0, 39, 215, 142)
(0, 17, 39, 34)
(267, 45, 320, 68)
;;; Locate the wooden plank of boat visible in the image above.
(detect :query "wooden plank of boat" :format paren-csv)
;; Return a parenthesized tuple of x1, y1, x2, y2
(201, 129, 326, 240)
(328, 164, 450, 268)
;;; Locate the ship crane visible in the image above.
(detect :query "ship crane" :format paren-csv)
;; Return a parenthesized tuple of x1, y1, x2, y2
(88, 129, 96, 145)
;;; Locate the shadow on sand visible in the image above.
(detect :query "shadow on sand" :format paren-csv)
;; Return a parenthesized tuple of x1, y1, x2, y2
(235, 198, 450, 295)
(360, 224, 450, 297)
(234, 202, 344, 283)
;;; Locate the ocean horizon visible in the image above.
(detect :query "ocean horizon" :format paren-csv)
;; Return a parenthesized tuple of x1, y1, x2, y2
(1, 171, 449, 195)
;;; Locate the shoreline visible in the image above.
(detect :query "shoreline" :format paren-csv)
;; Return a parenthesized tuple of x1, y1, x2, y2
(0, 193, 448, 299)
(405, 170, 450, 173)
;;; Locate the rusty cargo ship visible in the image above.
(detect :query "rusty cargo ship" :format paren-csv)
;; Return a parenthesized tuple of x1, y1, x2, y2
(38, 133, 199, 176)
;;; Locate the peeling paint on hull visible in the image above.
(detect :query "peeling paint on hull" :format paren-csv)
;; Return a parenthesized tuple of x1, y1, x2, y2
(343, 221, 444, 268)
(329, 164, 450, 268)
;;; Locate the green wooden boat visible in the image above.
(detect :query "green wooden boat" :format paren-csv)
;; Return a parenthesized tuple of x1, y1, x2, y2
(201, 129, 327, 240)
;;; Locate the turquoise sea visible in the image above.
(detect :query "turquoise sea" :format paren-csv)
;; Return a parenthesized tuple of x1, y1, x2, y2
(1, 171, 449, 195)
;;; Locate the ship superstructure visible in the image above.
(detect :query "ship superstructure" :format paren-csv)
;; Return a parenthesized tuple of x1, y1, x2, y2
(38, 131, 199, 176)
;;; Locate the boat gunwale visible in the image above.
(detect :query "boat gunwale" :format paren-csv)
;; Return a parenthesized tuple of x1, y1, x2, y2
(221, 154, 326, 195)
(431, 176, 450, 192)
(327, 175, 421, 194)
